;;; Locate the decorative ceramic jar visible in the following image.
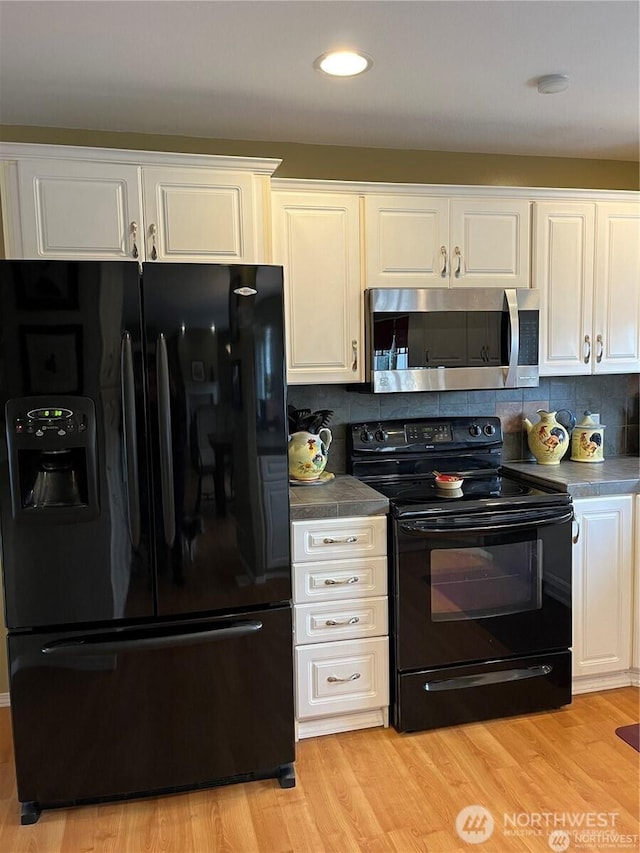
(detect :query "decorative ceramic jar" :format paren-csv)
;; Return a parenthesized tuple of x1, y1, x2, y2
(523, 410, 570, 465)
(288, 429, 332, 481)
(570, 412, 605, 462)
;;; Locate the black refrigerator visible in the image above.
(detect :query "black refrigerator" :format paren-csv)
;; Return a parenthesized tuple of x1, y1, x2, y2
(0, 260, 295, 824)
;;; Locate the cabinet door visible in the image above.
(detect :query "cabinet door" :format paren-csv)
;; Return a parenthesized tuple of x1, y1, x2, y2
(141, 167, 260, 263)
(14, 159, 141, 259)
(634, 497, 640, 680)
(534, 202, 595, 376)
(364, 195, 449, 287)
(449, 198, 531, 288)
(572, 495, 633, 683)
(272, 191, 362, 384)
(593, 202, 640, 374)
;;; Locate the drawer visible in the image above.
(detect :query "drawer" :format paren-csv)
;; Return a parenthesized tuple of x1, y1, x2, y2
(291, 516, 386, 563)
(294, 596, 388, 645)
(293, 555, 388, 604)
(295, 637, 389, 720)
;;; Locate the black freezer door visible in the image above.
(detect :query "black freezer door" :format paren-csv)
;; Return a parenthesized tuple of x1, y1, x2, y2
(0, 261, 154, 629)
(8, 606, 295, 807)
(141, 264, 291, 616)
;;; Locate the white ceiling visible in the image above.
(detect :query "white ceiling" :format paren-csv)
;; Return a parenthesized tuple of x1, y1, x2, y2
(0, 0, 639, 161)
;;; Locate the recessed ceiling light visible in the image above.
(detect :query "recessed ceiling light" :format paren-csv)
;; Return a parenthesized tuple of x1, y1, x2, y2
(537, 74, 570, 94)
(314, 50, 373, 77)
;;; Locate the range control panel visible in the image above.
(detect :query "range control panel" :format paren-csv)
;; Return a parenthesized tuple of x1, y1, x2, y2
(349, 416, 502, 453)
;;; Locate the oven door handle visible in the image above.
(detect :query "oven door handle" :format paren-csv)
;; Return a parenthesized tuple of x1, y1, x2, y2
(400, 508, 574, 536)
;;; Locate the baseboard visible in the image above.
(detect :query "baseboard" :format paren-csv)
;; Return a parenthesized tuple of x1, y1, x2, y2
(572, 671, 633, 695)
(296, 706, 388, 740)
(630, 667, 639, 688)
(0, 693, 10, 708)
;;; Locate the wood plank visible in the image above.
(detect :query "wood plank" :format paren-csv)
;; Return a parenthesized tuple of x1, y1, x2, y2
(0, 688, 637, 852)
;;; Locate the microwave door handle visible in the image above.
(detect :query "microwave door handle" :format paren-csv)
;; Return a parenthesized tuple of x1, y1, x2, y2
(504, 288, 519, 388)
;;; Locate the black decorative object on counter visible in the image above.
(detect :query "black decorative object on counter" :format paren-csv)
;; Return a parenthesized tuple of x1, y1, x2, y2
(287, 405, 334, 435)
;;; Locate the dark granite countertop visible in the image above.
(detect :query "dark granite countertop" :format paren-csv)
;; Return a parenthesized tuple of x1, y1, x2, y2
(289, 474, 389, 520)
(501, 457, 640, 498)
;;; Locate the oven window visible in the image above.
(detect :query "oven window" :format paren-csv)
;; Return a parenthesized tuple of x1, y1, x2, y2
(431, 541, 543, 621)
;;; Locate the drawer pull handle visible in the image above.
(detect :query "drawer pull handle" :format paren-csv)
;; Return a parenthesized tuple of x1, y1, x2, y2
(325, 616, 360, 626)
(327, 673, 361, 683)
(324, 576, 359, 586)
(323, 536, 358, 544)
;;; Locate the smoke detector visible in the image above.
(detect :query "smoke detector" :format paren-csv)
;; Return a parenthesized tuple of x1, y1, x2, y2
(537, 74, 570, 94)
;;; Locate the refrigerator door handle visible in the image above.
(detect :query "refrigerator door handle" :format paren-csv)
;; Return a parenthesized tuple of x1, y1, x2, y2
(41, 620, 264, 656)
(156, 333, 176, 548)
(120, 332, 141, 548)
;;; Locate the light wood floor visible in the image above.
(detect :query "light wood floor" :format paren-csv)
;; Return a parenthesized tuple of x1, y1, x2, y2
(0, 688, 638, 852)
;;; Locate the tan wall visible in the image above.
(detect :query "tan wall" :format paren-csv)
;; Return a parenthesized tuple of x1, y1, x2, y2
(1, 124, 639, 189)
(0, 125, 638, 694)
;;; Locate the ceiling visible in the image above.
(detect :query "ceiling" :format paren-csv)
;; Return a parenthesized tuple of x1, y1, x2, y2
(0, 0, 638, 161)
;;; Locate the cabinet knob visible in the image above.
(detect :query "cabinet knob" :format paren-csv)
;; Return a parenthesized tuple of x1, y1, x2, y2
(583, 334, 591, 364)
(327, 672, 361, 683)
(352, 339, 358, 372)
(325, 616, 360, 627)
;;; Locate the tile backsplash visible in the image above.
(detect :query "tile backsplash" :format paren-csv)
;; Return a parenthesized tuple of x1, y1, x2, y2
(287, 374, 640, 474)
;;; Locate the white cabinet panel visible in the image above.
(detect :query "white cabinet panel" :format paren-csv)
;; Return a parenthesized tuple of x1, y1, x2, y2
(593, 203, 640, 373)
(1, 145, 279, 263)
(272, 190, 362, 384)
(294, 596, 388, 644)
(450, 199, 530, 288)
(291, 516, 387, 562)
(365, 194, 530, 289)
(535, 199, 640, 376)
(364, 195, 449, 287)
(291, 514, 389, 737)
(535, 202, 595, 376)
(293, 556, 388, 604)
(295, 637, 389, 719)
(141, 167, 258, 262)
(15, 159, 141, 259)
(572, 495, 633, 685)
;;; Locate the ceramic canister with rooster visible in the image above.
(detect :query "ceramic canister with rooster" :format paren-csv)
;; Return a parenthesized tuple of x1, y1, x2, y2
(570, 411, 605, 462)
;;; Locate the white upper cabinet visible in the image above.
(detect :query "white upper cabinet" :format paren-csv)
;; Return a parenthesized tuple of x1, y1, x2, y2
(364, 194, 531, 288)
(140, 166, 261, 263)
(0, 144, 280, 263)
(364, 195, 449, 287)
(271, 187, 363, 385)
(535, 199, 640, 375)
(593, 202, 640, 373)
(8, 158, 142, 260)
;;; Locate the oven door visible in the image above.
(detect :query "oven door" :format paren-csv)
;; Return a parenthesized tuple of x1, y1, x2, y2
(393, 506, 573, 670)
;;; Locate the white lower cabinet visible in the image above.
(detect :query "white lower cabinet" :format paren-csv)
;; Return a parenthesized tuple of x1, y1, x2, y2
(291, 516, 389, 739)
(571, 495, 634, 693)
(633, 496, 640, 687)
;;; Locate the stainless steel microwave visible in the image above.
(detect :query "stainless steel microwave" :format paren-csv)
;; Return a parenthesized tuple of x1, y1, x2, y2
(365, 287, 539, 393)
